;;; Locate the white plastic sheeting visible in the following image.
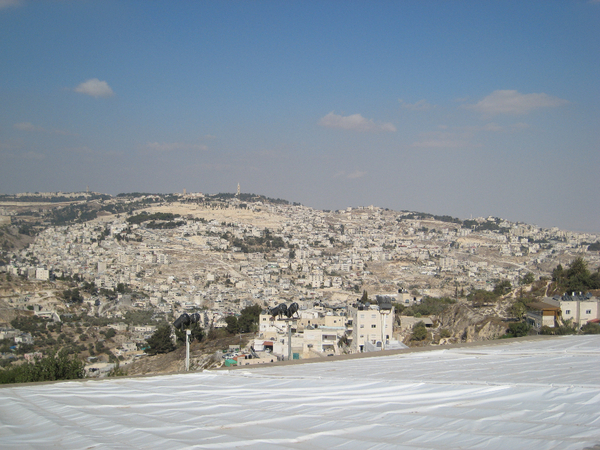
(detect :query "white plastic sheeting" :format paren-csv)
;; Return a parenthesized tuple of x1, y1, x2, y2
(2, 335, 600, 450)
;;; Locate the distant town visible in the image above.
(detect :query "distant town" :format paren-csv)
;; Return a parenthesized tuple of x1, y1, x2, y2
(1, 190, 599, 380)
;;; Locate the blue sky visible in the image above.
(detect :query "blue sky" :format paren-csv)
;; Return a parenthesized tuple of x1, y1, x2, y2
(1, 0, 599, 233)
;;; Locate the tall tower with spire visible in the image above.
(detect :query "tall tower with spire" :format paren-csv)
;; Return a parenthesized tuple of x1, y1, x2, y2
(236, 183, 240, 197)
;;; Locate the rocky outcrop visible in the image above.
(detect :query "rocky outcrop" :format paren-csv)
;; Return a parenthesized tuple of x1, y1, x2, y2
(437, 302, 508, 343)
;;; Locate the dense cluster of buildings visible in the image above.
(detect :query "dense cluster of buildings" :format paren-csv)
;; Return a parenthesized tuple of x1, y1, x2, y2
(1, 193, 600, 362)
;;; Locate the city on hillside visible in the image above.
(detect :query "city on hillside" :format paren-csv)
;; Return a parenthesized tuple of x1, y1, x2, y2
(1, 191, 599, 380)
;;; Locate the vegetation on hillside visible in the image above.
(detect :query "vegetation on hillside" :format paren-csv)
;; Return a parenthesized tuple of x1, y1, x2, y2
(0, 350, 85, 384)
(223, 304, 262, 334)
(551, 257, 600, 294)
(395, 296, 456, 317)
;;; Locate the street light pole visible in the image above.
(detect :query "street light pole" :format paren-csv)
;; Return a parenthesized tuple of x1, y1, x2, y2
(185, 329, 191, 371)
(288, 322, 292, 361)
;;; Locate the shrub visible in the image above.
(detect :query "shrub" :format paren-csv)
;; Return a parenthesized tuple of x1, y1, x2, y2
(411, 321, 428, 341)
(581, 323, 600, 335)
(504, 322, 530, 338)
(439, 328, 452, 339)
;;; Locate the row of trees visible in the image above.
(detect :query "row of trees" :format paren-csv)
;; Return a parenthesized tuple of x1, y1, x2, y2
(552, 258, 600, 294)
(0, 350, 85, 384)
(145, 305, 263, 355)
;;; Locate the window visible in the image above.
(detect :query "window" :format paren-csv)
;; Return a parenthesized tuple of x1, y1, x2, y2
(360, 324, 364, 328)
(565, 310, 571, 314)
(586, 310, 592, 315)
(371, 324, 377, 328)
(371, 314, 376, 319)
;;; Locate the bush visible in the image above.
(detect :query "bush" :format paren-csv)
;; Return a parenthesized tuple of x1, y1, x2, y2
(403, 297, 455, 317)
(467, 289, 498, 306)
(581, 323, 600, 334)
(493, 280, 512, 296)
(503, 322, 530, 338)
(439, 328, 452, 339)
(541, 323, 577, 335)
(104, 328, 116, 339)
(411, 321, 428, 341)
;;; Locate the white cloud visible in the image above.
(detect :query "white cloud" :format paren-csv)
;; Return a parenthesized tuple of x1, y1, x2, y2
(334, 170, 367, 179)
(0, 0, 23, 10)
(510, 122, 530, 130)
(319, 112, 396, 133)
(412, 119, 532, 149)
(14, 122, 43, 132)
(64, 146, 94, 155)
(466, 90, 567, 115)
(347, 170, 366, 179)
(482, 123, 503, 132)
(22, 151, 45, 160)
(399, 99, 436, 111)
(411, 131, 475, 149)
(14, 122, 73, 135)
(144, 142, 208, 152)
(74, 78, 114, 98)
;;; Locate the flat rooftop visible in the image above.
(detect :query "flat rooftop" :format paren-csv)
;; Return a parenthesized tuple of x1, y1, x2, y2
(2, 335, 600, 449)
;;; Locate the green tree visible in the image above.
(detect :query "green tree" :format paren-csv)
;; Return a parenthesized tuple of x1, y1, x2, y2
(564, 258, 597, 293)
(552, 263, 565, 283)
(146, 324, 176, 355)
(225, 316, 240, 334)
(520, 272, 535, 285)
(493, 280, 512, 296)
(510, 301, 527, 319)
(360, 290, 369, 304)
(552, 258, 600, 293)
(104, 328, 116, 339)
(237, 304, 262, 333)
(403, 296, 455, 316)
(467, 289, 498, 307)
(411, 321, 428, 341)
(174, 322, 204, 344)
(0, 350, 85, 384)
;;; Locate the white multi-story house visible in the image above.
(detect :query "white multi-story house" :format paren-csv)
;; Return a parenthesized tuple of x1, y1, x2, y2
(546, 293, 600, 328)
(349, 298, 394, 353)
(35, 267, 49, 281)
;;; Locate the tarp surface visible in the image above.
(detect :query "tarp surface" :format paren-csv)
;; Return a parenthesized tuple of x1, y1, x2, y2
(2, 335, 600, 449)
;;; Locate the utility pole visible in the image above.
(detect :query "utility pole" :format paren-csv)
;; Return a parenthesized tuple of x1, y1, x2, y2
(185, 329, 191, 371)
(288, 322, 292, 361)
